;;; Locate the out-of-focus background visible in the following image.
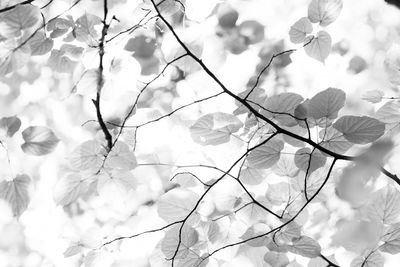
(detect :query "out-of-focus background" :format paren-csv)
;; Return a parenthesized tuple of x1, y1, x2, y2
(1, 0, 400, 266)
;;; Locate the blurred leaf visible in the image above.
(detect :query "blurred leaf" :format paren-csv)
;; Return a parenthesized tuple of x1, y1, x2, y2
(362, 90, 384, 104)
(247, 138, 284, 169)
(308, 0, 343, 26)
(307, 88, 345, 120)
(190, 112, 243, 146)
(21, 126, 59, 156)
(124, 35, 156, 58)
(54, 173, 90, 206)
(304, 31, 332, 63)
(0, 174, 31, 217)
(217, 4, 239, 29)
(333, 116, 385, 144)
(379, 222, 400, 254)
(63, 243, 83, 257)
(157, 188, 199, 223)
(350, 250, 384, 267)
(264, 251, 289, 267)
(289, 236, 321, 258)
(289, 17, 313, 44)
(384, 43, 400, 86)
(238, 20, 265, 45)
(0, 115, 21, 137)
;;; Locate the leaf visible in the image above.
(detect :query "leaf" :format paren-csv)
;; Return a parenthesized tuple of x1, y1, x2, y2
(333, 116, 385, 144)
(21, 126, 59, 156)
(264, 251, 290, 267)
(60, 44, 84, 59)
(275, 222, 302, 243)
(289, 17, 313, 44)
(376, 100, 400, 123)
(28, 31, 54, 56)
(190, 112, 243, 146)
(240, 167, 265, 185)
(48, 49, 78, 73)
(384, 43, 400, 86)
(261, 93, 304, 126)
(104, 141, 136, 171)
(240, 223, 270, 247)
(307, 88, 346, 120)
(308, 0, 343, 26)
(207, 221, 220, 243)
(0, 46, 30, 75)
(1, 4, 40, 36)
(69, 140, 106, 171)
(238, 20, 265, 45)
(234, 87, 267, 115)
(74, 13, 102, 45)
(350, 250, 384, 267)
(171, 172, 199, 187)
(289, 236, 321, 258)
(63, 243, 83, 257)
(247, 139, 284, 169)
(0, 116, 21, 137)
(124, 35, 156, 58)
(319, 127, 353, 153)
(0, 174, 31, 217)
(272, 154, 299, 177)
(308, 257, 329, 267)
(161, 224, 199, 259)
(97, 170, 137, 194)
(362, 90, 384, 104)
(54, 173, 90, 206)
(294, 148, 326, 174)
(157, 188, 199, 223)
(266, 182, 290, 205)
(74, 69, 99, 95)
(304, 31, 332, 63)
(364, 186, 400, 224)
(379, 222, 400, 254)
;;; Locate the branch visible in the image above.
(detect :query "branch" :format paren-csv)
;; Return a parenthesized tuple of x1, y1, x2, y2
(167, 132, 280, 265)
(320, 253, 340, 267)
(201, 159, 337, 263)
(93, 0, 113, 151)
(149, 0, 400, 187)
(0, 0, 35, 14)
(100, 221, 182, 248)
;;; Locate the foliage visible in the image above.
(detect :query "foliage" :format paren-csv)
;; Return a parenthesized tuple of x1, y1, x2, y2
(1, 0, 400, 266)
